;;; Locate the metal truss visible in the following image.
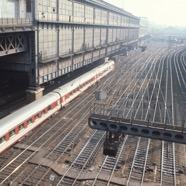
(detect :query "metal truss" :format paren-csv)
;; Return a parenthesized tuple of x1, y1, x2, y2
(88, 114, 186, 145)
(0, 33, 27, 56)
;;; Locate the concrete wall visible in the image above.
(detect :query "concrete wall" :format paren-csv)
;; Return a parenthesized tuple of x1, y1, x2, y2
(39, 28, 57, 61)
(0, 0, 30, 19)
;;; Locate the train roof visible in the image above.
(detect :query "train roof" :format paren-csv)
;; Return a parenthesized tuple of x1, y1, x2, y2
(55, 61, 114, 96)
(0, 61, 114, 137)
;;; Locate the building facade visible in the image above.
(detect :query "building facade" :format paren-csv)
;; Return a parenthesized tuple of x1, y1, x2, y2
(0, 0, 140, 94)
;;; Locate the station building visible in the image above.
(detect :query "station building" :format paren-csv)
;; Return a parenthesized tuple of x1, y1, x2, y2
(0, 0, 147, 99)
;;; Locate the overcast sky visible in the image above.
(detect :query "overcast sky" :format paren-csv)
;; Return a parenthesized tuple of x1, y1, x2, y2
(106, 0, 186, 27)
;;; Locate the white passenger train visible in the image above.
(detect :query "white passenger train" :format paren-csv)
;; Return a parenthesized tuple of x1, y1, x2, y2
(0, 61, 115, 154)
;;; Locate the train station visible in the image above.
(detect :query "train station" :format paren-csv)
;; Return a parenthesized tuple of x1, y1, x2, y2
(0, 0, 147, 101)
(0, 0, 186, 185)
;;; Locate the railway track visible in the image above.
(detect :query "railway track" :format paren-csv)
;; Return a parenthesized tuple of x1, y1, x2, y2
(16, 51, 142, 185)
(91, 44, 185, 185)
(92, 136, 127, 186)
(0, 48, 136, 185)
(0, 43, 186, 185)
(121, 47, 166, 185)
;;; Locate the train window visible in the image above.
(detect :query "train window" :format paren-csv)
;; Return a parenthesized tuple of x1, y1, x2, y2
(48, 105, 51, 111)
(34, 114, 39, 120)
(0, 136, 6, 144)
(70, 91, 73, 96)
(42, 109, 46, 115)
(18, 123, 24, 131)
(52, 103, 56, 108)
(9, 129, 16, 138)
(27, 118, 32, 125)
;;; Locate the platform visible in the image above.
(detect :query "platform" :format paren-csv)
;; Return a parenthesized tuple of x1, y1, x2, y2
(88, 114, 186, 144)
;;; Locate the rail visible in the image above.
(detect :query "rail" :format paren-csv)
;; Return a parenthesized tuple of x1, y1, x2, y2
(0, 45, 185, 185)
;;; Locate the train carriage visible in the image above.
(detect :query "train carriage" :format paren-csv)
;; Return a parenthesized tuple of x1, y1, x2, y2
(0, 61, 115, 154)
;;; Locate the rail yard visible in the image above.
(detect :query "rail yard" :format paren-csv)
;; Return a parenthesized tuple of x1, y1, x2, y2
(0, 42, 185, 186)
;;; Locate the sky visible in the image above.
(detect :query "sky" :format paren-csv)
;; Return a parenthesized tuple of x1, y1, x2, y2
(106, 0, 186, 27)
